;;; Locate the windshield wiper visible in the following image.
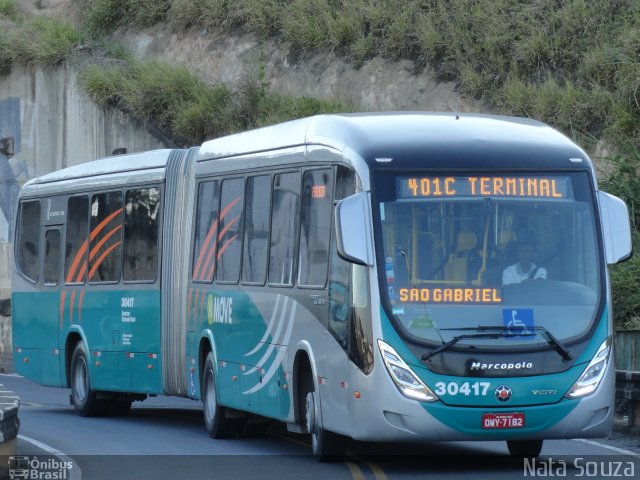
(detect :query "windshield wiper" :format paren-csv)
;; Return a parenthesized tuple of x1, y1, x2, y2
(436, 325, 572, 362)
(421, 332, 507, 362)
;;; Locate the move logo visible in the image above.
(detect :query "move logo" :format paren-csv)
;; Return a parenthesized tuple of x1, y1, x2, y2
(207, 294, 233, 325)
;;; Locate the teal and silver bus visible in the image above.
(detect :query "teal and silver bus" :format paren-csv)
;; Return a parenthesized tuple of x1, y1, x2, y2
(12, 113, 632, 458)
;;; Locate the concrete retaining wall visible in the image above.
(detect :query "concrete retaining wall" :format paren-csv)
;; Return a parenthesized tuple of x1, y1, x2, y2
(0, 65, 172, 366)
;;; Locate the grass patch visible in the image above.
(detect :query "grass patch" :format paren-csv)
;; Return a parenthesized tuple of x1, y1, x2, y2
(80, 59, 354, 147)
(0, 17, 85, 69)
(0, 0, 17, 19)
(81, 0, 640, 154)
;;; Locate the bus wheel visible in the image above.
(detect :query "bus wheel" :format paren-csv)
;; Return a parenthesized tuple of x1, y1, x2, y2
(507, 439, 543, 457)
(305, 391, 347, 461)
(202, 352, 240, 439)
(70, 343, 107, 417)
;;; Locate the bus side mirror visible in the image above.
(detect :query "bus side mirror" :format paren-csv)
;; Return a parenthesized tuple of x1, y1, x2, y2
(598, 191, 632, 264)
(335, 192, 374, 266)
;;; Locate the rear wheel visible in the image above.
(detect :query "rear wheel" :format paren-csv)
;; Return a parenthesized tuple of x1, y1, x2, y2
(507, 439, 543, 457)
(202, 352, 241, 438)
(70, 343, 107, 417)
(305, 390, 347, 461)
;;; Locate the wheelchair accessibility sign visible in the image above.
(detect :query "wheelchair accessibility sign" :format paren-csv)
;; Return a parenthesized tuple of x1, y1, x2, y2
(503, 308, 534, 336)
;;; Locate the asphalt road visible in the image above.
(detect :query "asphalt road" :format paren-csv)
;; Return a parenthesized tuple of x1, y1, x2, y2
(3, 373, 639, 480)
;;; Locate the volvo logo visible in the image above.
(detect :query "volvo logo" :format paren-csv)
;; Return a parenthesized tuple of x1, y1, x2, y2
(495, 385, 512, 402)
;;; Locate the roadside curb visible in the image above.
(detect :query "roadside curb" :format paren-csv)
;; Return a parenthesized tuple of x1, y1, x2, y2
(0, 383, 20, 478)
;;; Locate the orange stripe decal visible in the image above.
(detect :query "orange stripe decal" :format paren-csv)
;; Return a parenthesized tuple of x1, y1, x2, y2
(66, 240, 88, 283)
(197, 196, 242, 281)
(89, 225, 122, 261)
(217, 215, 240, 241)
(59, 291, 67, 328)
(216, 235, 239, 260)
(78, 291, 85, 324)
(90, 208, 123, 241)
(193, 220, 218, 279)
(88, 241, 123, 280)
(70, 291, 76, 325)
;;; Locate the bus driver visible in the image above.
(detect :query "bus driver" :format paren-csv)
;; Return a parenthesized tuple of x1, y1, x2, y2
(502, 239, 547, 285)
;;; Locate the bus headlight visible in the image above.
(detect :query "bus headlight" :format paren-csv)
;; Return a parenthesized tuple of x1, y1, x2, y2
(378, 340, 438, 402)
(565, 336, 612, 399)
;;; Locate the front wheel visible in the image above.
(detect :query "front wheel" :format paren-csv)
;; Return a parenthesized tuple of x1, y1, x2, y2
(202, 352, 241, 438)
(305, 391, 347, 461)
(507, 439, 543, 457)
(70, 343, 107, 417)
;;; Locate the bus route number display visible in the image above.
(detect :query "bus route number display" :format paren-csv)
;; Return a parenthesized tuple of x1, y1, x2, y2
(397, 176, 572, 199)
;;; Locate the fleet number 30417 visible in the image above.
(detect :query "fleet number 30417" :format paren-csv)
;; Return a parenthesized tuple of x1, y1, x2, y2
(434, 381, 491, 396)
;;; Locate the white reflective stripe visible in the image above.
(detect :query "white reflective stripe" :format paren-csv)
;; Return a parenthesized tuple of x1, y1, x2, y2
(245, 296, 289, 375)
(245, 294, 282, 356)
(243, 302, 296, 394)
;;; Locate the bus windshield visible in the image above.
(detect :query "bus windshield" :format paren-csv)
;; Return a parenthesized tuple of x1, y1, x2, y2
(374, 172, 602, 349)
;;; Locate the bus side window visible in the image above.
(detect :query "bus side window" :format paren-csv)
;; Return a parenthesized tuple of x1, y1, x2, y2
(298, 168, 333, 287)
(242, 175, 270, 284)
(89, 191, 123, 283)
(43, 229, 61, 285)
(17, 200, 41, 282)
(123, 187, 160, 282)
(65, 195, 89, 284)
(216, 178, 244, 283)
(269, 172, 300, 286)
(192, 181, 220, 283)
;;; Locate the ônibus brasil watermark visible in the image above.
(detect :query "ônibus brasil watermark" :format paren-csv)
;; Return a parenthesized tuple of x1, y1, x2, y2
(8, 456, 75, 480)
(524, 457, 636, 477)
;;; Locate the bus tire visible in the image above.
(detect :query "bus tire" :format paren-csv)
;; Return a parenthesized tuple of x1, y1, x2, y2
(70, 343, 107, 417)
(202, 352, 240, 439)
(507, 439, 543, 457)
(305, 390, 347, 461)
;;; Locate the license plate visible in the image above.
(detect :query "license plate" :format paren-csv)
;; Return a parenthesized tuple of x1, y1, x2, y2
(482, 412, 525, 429)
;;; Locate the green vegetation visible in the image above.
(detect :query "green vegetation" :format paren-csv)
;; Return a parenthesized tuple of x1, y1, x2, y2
(79, 59, 352, 146)
(0, 14, 353, 146)
(0, 17, 85, 70)
(0, 0, 17, 19)
(84, 0, 640, 152)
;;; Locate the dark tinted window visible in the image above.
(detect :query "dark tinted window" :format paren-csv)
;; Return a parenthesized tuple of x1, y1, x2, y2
(269, 172, 300, 286)
(216, 178, 244, 283)
(298, 169, 333, 287)
(123, 187, 160, 282)
(242, 175, 271, 284)
(65, 196, 89, 284)
(89, 192, 123, 283)
(192, 181, 220, 283)
(17, 201, 41, 282)
(44, 230, 61, 285)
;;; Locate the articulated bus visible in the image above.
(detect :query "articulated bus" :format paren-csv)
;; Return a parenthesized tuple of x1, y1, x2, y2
(12, 113, 632, 459)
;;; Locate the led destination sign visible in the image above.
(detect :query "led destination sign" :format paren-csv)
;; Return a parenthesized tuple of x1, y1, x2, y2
(399, 287, 502, 304)
(397, 176, 572, 199)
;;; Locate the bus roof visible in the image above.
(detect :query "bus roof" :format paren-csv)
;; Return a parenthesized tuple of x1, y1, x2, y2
(197, 112, 592, 171)
(23, 149, 177, 187)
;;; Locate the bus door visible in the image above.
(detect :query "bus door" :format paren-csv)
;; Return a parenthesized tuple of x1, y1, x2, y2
(42, 223, 63, 386)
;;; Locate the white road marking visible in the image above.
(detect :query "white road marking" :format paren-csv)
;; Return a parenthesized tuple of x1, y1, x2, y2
(18, 434, 82, 480)
(574, 438, 639, 456)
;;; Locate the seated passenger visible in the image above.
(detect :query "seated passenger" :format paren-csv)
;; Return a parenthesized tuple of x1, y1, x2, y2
(502, 239, 547, 285)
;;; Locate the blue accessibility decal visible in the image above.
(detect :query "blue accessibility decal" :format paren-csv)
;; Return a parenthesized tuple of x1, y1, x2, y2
(502, 308, 534, 337)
